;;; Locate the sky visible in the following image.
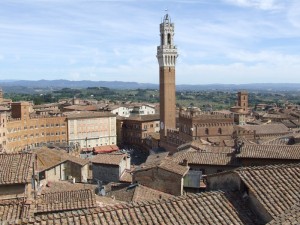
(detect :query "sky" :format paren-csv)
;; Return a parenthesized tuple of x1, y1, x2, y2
(0, 0, 300, 85)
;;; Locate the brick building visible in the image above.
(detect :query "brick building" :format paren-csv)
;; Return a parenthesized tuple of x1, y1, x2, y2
(117, 114, 160, 149)
(6, 102, 67, 152)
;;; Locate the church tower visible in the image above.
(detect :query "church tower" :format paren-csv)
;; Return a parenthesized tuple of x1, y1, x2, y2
(237, 91, 248, 112)
(157, 14, 178, 137)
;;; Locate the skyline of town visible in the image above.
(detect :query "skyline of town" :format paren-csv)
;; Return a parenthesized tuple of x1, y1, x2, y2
(0, 5, 300, 223)
(1, 0, 300, 84)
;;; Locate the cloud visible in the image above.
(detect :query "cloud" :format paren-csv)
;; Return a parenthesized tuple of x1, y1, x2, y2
(287, 1, 300, 28)
(223, 0, 284, 10)
(226, 50, 300, 65)
(176, 61, 300, 84)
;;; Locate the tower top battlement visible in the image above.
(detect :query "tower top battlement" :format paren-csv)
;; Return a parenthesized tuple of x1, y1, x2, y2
(157, 13, 178, 68)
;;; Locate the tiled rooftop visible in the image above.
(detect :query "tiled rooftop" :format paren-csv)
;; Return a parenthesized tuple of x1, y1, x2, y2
(237, 145, 300, 159)
(65, 111, 116, 119)
(172, 150, 238, 166)
(177, 140, 234, 153)
(235, 164, 300, 219)
(241, 124, 291, 135)
(121, 114, 160, 122)
(91, 153, 128, 166)
(34, 148, 88, 171)
(119, 169, 132, 183)
(266, 203, 300, 225)
(0, 153, 34, 184)
(27, 191, 257, 225)
(108, 184, 173, 202)
(0, 198, 33, 223)
(137, 157, 189, 176)
(36, 189, 96, 214)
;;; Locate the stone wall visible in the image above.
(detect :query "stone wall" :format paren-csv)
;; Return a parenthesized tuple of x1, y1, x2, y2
(189, 164, 237, 175)
(206, 172, 241, 191)
(133, 167, 183, 196)
(92, 164, 120, 183)
(0, 184, 26, 199)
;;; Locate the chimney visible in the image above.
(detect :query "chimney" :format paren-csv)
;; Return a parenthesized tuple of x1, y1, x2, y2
(181, 159, 188, 166)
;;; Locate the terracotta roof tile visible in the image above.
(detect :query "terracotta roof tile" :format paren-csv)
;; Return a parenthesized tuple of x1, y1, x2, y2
(108, 184, 173, 203)
(235, 164, 300, 219)
(267, 203, 300, 225)
(65, 111, 116, 119)
(237, 145, 300, 159)
(177, 140, 234, 153)
(119, 169, 132, 183)
(120, 114, 160, 122)
(158, 159, 189, 176)
(0, 153, 34, 184)
(36, 189, 96, 214)
(90, 153, 128, 166)
(172, 151, 238, 166)
(35, 148, 88, 171)
(27, 191, 257, 225)
(137, 158, 189, 176)
(241, 124, 291, 135)
(0, 198, 33, 223)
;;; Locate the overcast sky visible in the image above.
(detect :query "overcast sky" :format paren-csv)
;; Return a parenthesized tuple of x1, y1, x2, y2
(0, 0, 300, 84)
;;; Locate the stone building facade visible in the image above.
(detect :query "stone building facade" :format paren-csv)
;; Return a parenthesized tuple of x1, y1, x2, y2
(6, 102, 67, 152)
(66, 111, 117, 150)
(91, 153, 130, 183)
(133, 159, 189, 196)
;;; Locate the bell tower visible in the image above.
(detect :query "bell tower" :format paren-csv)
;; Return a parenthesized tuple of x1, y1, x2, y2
(157, 14, 178, 137)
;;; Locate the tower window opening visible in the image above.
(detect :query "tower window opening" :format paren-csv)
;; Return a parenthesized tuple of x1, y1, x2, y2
(167, 33, 171, 45)
(205, 128, 209, 135)
(161, 34, 164, 45)
(169, 67, 171, 72)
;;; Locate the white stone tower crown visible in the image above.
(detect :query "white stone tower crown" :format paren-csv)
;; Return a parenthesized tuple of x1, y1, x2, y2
(157, 14, 178, 67)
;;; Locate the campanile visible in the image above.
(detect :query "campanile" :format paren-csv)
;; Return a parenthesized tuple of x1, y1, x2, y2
(157, 14, 178, 137)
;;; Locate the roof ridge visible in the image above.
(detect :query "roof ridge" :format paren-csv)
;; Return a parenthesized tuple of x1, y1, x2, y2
(235, 163, 300, 172)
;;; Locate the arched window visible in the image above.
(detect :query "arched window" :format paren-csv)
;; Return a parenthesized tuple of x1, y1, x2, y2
(218, 128, 222, 134)
(167, 33, 171, 45)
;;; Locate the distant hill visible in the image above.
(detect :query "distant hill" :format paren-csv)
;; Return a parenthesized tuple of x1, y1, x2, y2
(0, 79, 300, 92)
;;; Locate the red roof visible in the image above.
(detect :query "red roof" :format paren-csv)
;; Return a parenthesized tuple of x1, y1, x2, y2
(93, 145, 119, 154)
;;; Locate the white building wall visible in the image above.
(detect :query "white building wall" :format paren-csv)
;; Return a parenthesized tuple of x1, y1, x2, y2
(68, 115, 117, 148)
(111, 107, 130, 117)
